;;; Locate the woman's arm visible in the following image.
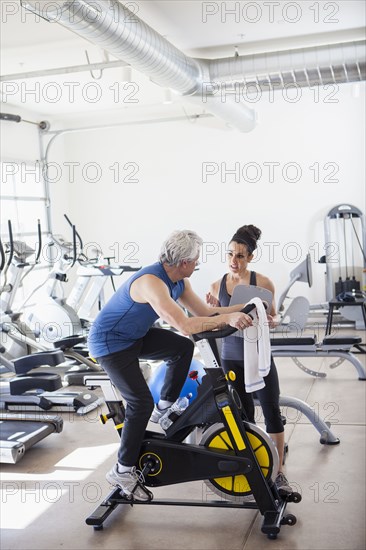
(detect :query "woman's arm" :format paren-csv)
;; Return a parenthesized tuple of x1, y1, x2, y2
(206, 279, 221, 307)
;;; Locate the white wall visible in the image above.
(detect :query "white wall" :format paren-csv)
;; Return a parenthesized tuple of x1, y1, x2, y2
(0, 103, 40, 162)
(27, 82, 366, 306)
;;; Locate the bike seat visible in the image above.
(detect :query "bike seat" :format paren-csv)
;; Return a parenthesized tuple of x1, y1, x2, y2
(53, 335, 86, 349)
(9, 373, 63, 395)
(13, 350, 65, 375)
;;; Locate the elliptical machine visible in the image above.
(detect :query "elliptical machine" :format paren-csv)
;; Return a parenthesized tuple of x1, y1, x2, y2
(20, 216, 84, 345)
(85, 303, 301, 540)
(0, 218, 108, 384)
(0, 220, 43, 363)
(276, 253, 313, 331)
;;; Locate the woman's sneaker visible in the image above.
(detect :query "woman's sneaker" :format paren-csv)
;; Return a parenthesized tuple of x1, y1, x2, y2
(275, 472, 293, 497)
(106, 465, 152, 501)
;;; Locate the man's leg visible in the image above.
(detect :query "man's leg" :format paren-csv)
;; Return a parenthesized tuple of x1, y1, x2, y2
(141, 328, 195, 402)
(98, 346, 154, 467)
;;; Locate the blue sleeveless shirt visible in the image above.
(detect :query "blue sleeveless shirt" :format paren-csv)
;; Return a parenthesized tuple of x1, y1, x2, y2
(88, 262, 185, 358)
(219, 272, 257, 361)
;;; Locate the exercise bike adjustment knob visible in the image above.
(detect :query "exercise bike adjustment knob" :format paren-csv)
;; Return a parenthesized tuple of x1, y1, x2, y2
(226, 371, 236, 382)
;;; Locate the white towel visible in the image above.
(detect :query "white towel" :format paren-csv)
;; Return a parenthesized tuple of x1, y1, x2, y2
(243, 297, 271, 393)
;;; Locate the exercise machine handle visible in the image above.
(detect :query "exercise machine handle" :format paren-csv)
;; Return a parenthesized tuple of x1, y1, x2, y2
(35, 219, 42, 263)
(0, 238, 5, 272)
(64, 213, 83, 250)
(6, 220, 14, 269)
(71, 225, 77, 268)
(193, 302, 265, 341)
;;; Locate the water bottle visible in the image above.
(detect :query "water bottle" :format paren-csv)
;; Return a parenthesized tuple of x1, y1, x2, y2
(159, 394, 192, 430)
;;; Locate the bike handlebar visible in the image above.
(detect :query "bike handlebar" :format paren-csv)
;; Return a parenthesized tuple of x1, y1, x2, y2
(193, 301, 267, 341)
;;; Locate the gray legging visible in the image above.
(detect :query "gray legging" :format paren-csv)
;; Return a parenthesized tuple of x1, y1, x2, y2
(97, 328, 194, 466)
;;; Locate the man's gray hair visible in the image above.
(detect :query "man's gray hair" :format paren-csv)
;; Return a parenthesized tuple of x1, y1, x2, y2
(159, 230, 203, 266)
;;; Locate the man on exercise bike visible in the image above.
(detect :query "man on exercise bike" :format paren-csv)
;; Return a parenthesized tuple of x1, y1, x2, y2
(88, 230, 253, 501)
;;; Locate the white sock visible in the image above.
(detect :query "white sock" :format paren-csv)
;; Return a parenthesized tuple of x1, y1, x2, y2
(158, 399, 173, 410)
(117, 464, 132, 474)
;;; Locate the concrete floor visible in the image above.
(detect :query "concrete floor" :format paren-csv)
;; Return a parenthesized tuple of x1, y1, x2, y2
(1, 328, 365, 550)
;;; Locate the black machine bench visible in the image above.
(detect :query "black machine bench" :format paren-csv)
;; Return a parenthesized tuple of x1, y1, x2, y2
(271, 335, 365, 380)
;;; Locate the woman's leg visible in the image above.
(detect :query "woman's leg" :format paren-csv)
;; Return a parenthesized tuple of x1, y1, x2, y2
(255, 357, 284, 463)
(255, 358, 292, 493)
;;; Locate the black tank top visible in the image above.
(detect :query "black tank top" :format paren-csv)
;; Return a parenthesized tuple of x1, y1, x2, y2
(218, 272, 257, 360)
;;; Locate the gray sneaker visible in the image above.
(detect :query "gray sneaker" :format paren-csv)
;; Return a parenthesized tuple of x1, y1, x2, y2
(106, 465, 152, 501)
(150, 404, 170, 423)
(275, 472, 293, 497)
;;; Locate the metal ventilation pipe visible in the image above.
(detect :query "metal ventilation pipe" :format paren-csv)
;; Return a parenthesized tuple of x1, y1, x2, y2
(20, 0, 256, 131)
(21, 1, 366, 132)
(206, 41, 366, 91)
(23, 0, 201, 94)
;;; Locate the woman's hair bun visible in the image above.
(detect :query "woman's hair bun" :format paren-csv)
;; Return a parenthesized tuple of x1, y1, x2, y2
(230, 224, 261, 254)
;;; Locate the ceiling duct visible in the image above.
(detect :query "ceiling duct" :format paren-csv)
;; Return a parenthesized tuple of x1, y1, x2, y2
(21, 1, 366, 132)
(206, 41, 366, 91)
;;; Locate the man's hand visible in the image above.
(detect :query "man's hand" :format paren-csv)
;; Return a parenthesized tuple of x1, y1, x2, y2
(227, 312, 253, 330)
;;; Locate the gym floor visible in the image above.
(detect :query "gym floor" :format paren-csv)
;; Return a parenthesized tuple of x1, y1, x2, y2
(1, 326, 365, 550)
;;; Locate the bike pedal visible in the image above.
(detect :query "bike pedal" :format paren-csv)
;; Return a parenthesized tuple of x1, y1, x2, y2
(118, 490, 133, 501)
(125, 484, 154, 503)
(137, 485, 154, 501)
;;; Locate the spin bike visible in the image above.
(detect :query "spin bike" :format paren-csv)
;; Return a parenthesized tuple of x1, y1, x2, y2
(85, 303, 301, 540)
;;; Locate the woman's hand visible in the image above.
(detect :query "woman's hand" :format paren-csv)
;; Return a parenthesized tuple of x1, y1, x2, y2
(267, 314, 279, 328)
(206, 292, 220, 307)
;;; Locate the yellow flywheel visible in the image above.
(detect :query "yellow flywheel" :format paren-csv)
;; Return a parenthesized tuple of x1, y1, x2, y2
(199, 422, 279, 503)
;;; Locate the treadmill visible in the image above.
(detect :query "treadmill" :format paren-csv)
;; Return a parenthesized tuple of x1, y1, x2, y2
(0, 412, 63, 463)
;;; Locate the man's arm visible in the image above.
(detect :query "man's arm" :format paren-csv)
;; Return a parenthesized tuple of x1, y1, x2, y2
(131, 275, 252, 336)
(179, 279, 247, 317)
